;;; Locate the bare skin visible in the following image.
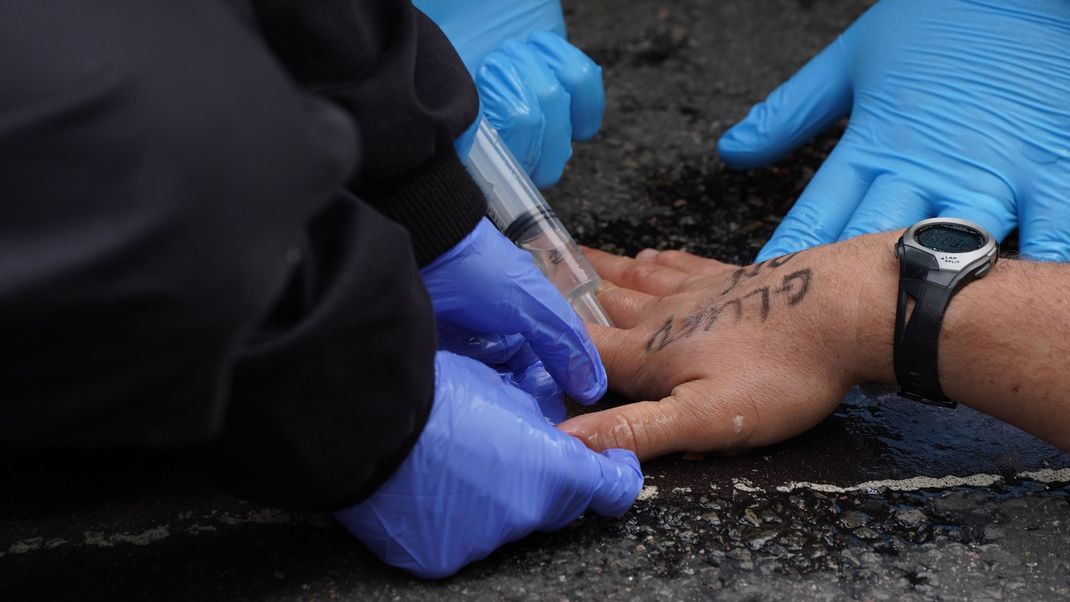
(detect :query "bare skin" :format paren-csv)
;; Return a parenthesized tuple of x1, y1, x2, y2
(558, 231, 1070, 459)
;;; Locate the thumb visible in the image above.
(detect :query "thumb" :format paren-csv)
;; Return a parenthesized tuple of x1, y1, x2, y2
(528, 30, 605, 141)
(586, 448, 643, 517)
(718, 36, 853, 169)
(540, 440, 643, 531)
(559, 396, 702, 461)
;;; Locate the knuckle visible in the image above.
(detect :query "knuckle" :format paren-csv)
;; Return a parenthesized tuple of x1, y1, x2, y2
(658, 249, 688, 263)
(621, 262, 660, 284)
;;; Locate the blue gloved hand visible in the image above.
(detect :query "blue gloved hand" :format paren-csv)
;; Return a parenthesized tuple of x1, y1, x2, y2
(717, 0, 1070, 262)
(415, 0, 604, 187)
(422, 218, 608, 417)
(335, 351, 643, 579)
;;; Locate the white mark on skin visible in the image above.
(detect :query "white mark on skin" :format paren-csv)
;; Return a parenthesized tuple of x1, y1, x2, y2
(733, 415, 744, 434)
(83, 526, 170, 547)
(671, 487, 692, 495)
(636, 485, 659, 501)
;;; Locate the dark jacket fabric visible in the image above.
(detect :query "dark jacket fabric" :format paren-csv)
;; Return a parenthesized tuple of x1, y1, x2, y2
(0, 0, 484, 509)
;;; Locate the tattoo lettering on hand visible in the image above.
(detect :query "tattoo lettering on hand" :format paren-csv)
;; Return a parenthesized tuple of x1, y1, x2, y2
(721, 252, 798, 296)
(645, 267, 813, 353)
(743, 286, 771, 320)
(777, 270, 811, 305)
(767, 253, 798, 269)
(646, 317, 675, 352)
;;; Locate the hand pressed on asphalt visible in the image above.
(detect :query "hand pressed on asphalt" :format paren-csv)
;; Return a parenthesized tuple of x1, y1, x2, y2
(559, 244, 867, 460)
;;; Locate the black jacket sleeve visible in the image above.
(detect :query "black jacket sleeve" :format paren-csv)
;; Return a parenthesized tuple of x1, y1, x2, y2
(250, 0, 488, 265)
(0, 0, 478, 509)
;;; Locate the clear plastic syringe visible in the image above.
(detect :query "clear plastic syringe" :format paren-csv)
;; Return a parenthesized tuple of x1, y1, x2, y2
(464, 119, 614, 327)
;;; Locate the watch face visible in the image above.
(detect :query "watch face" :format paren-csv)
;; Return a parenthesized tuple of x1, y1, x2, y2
(914, 223, 986, 253)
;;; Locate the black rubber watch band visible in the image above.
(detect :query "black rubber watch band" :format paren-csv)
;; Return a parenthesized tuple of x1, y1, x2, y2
(894, 247, 961, 407)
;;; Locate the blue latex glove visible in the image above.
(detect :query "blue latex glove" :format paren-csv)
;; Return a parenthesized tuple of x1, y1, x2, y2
(422, 218, 608, 417)
(416, 0, 604, 187)
(335, 351, 643, 579)
(717, 0, 1070, 262)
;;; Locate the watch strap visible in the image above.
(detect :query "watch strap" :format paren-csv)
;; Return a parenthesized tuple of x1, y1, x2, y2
(893, 220, 997, 408)
(894, 249, 958, 407)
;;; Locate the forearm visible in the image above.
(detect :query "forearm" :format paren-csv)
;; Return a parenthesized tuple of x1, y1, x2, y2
(849, 232, 1070, 449)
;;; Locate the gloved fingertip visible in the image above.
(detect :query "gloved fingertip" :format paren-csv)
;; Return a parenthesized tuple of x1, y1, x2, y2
(567, 360, 607, 405)
(588, 448, 644, 517)
(531, 152, 568, 188)
(540, 398, 568, 425)
(717, 121, 766, 170)
(604, 447, 642, 474)
(571, 108, 603, 142)
(526, 30, 605, 143)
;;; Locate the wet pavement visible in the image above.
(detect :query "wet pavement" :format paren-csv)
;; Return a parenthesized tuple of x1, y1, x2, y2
(4, 0, 1070, 600)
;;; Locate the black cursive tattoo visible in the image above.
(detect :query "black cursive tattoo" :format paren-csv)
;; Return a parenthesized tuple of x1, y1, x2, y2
(645, 267, 814, 353)
(720, 252, 799, 296)
(777, 270, 811, 305)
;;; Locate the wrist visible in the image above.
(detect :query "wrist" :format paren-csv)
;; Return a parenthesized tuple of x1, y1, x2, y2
(837, 231, 901, 386)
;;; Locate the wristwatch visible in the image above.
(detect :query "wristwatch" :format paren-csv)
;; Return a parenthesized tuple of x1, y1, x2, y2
(894, 218, 999, 407)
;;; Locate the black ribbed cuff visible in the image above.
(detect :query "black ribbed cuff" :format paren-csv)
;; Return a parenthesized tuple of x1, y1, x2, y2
(366, 150, 487, 266)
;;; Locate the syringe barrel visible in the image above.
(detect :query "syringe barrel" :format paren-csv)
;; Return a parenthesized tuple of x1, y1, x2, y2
(465, 120, 614, 327)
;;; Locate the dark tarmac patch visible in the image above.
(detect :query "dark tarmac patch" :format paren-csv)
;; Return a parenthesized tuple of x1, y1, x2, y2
(578, 128, 840, 263)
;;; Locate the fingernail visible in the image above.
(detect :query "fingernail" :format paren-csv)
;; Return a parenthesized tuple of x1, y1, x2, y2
(597, 281, 618, 294)
(636, 248, 660, 261)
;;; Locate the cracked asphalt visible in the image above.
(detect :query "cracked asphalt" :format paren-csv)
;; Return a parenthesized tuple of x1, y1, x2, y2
(4, 0, 1070, 600)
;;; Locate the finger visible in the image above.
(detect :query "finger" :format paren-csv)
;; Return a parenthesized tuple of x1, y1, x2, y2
(477, 50, 546, 175)
(596, 284, 657, 329)
(558, 447, 643, 524)
(538, 439, 644, 532)
(528, 30, 605, 141)
(1016, 173, 1070, 261)
(585, 448, 644, 516)
(756, 138, 874, 262)
(558, 393, 712, 461)
(838, 175, 932, 241)
(500, 39, 573, 187)
(934, 188, 1017, 244)
(717, 36, 852, 169)
(507, 261, 608, 404)
(637, 248, 738, 278)
(585, 323, 643, 395)
(581, 247, 691, 295)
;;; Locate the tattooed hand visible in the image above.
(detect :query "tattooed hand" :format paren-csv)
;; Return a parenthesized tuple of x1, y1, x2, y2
(559, 239, 875, 460)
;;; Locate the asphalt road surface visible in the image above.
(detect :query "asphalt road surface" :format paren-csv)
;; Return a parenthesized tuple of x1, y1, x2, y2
(4, 0, 1070, 600)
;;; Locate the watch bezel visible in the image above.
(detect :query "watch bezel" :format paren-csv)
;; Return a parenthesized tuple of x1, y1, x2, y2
(902, 217, 998, 272)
